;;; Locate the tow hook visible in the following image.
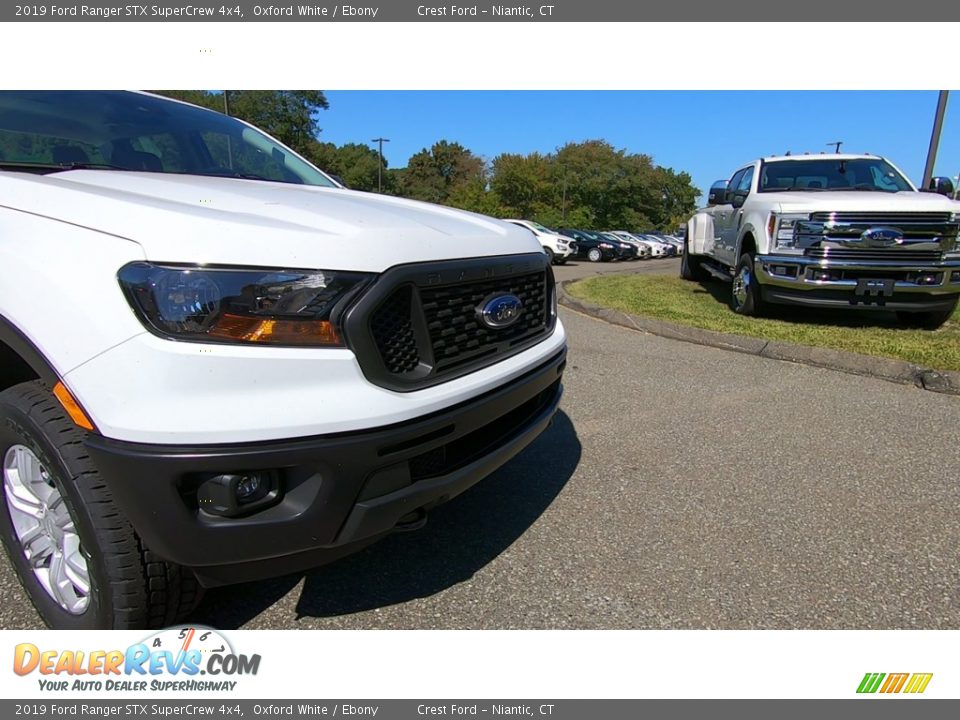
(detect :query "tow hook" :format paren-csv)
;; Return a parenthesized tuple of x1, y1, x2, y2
(394, 508, 428, 532)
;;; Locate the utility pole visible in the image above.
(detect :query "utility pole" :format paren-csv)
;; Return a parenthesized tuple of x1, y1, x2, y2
(827, 141, 843, 154)
(371, 137, 390, 193)
(561, 174, 567, 223)
(223, 90, 230, 116)
(922, 90, 949, 190)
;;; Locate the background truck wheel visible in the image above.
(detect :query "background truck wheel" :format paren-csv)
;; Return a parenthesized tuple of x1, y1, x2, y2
(587, 248, 602, 262)
(680, 239, 708, 281)
(0, 380, 201, 629)
(730, 252, 764, 316)
(543, 247, 556, 264)
(896, 298, 958, 330)
(555, 256, 567, 265)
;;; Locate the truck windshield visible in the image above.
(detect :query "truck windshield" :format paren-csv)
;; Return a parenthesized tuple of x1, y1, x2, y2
(0, 91, 338, 187)
(758, 158, 912, 193)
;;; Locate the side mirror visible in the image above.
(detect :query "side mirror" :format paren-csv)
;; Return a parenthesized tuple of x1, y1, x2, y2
(707, 180, 728, 206)
(731, 192, 747, 209)
(928, 176, 956, 196)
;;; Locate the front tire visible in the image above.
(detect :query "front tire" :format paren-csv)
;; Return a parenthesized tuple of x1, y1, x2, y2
(730, 252, 764, 316)
(544, 247, 556, 265)
(680, 239, 709, 281)
(896, 298, 958, 329)
(587, 248, 602, 263)
(0, 381, 201, 629)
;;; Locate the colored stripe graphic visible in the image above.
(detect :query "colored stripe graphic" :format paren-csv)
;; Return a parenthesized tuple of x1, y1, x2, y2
(857, 672, 932, 694)
(857, 673, 885, 693)
(880, 673, 909, 693)
(903, 674, 933, 694)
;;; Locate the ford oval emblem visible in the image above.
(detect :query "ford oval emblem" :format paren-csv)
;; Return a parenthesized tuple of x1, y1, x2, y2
(478, 293, 524, 329)
(860, 226, 904, 247)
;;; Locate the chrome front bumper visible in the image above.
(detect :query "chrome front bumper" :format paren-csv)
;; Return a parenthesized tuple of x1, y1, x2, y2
(755, 254, 960, 310)
(756, 254, 960, 295)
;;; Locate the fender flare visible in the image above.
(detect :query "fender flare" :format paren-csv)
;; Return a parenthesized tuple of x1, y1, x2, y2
(735, 221, 762, 259)
(687, 212, 714, 255)
(0, 314, 60, 386)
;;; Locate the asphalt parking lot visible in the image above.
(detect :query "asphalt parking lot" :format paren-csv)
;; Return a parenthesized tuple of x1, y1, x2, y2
(2, 257, 959, 629)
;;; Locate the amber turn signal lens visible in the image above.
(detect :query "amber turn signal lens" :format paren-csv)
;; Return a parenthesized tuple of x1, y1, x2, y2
(52, 382, 95, 432)
(208, 314, 341, 345)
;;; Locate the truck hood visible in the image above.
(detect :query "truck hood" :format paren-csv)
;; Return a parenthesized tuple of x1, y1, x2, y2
(0, 170, 539, 271)
(766, 190, 958, 214)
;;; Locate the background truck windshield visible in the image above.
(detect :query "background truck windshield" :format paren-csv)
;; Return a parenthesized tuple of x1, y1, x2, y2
(0, 90, 338, 186)
(758, 158, 913, 193)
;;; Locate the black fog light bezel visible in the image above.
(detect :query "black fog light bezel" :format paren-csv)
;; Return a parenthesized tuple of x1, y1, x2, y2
(196, 471, 282, 518)
(768, 263, 799, 279)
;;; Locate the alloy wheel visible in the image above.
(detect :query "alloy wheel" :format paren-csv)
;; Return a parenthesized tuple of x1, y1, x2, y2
(3, 445, 90, 614)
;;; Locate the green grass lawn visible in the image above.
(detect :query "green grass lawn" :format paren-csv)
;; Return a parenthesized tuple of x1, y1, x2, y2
(567, 274, 960, 371)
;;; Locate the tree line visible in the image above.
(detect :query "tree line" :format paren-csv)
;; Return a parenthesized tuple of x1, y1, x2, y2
(156, 90, 699, 232)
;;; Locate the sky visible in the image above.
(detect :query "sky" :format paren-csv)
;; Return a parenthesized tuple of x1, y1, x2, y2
(319, 91, 960, 202)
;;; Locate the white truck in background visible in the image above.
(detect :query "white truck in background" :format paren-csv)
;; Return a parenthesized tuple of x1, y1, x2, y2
(684, 154, 960, 328)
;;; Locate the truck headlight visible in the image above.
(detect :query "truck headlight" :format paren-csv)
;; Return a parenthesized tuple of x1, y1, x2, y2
(767, 213, 809, 251)
(118, 263, 374, 346)
(947, 213, 960, 257)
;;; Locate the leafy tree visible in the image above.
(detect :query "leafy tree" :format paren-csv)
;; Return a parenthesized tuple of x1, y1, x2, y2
(307, 141, 387, 192)
(447, 176, 502, 216)
(400, 141, 485, 204)
(152, 90, 328, 156)
(490, 152, 551, 219)
(487, 139, 698, 231)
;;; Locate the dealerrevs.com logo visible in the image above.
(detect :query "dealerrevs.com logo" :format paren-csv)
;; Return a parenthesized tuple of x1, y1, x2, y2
(857, 673, 933, 695)
(13, 627, 260, 692)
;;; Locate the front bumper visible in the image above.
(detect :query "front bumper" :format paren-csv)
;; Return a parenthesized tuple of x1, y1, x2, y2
(83, 348, 566, 586)
(755, 254, 960, 310)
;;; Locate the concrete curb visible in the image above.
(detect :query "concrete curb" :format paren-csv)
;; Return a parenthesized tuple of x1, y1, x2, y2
(558, 279, 960, 396)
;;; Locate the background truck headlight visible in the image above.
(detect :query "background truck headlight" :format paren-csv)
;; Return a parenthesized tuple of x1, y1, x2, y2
(767, 213, 810, 252)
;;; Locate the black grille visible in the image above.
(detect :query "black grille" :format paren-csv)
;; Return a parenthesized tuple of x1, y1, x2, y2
(810, 212, 954, 225)
(370, 286, 420, 374)
(805, 247, 943, 262)
(421, 271, 548, 372)
(347, 253, 555, 392)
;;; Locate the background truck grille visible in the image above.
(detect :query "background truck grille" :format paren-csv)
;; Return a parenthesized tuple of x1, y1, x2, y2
(809, 212, 954, 225)
(799, 212, 958, 248)
(421, 271, 547, 372)
(347, 253, 556, 392)
(804, 247, 943, 262)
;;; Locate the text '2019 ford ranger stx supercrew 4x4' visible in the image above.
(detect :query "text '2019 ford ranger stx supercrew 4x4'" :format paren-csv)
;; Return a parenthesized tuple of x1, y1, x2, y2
(684, 154, 960, 328)
(0, 91, 567, 629)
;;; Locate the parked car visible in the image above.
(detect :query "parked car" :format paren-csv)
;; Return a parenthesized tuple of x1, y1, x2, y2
(650, 235, 677, 257)
(608, 231, 652, 259)
(648, 233, 681, 256)
(684, 153, 960, 327)
(598, 232, 639, 260)
(664, 235, 685, 254)
(558, 228, 619, 262)
(0, 90, 568, 628)
(636, 234, 671, 258)
(611, 231, 661, 258)
(503, 219, 576, 265)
